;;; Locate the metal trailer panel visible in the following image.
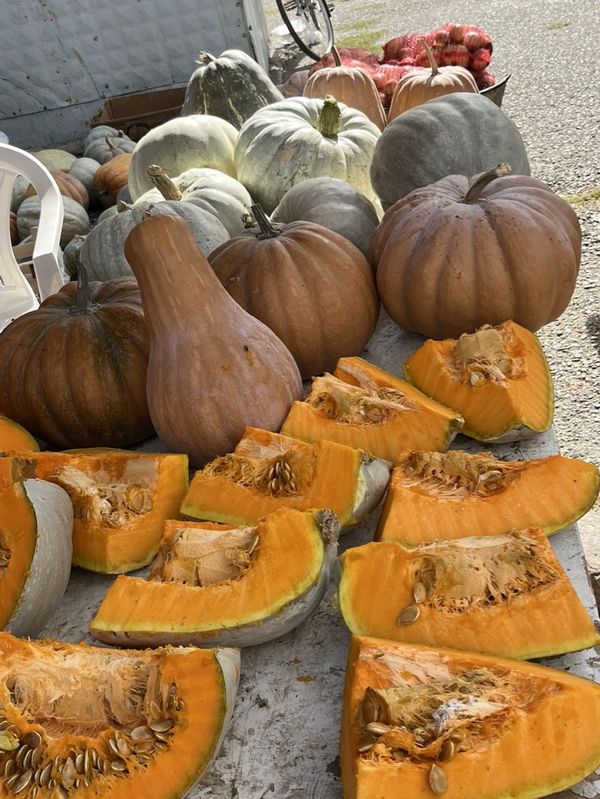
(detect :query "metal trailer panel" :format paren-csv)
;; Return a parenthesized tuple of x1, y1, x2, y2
(0, 0, 269, 148)
(39, 311, 600, 799)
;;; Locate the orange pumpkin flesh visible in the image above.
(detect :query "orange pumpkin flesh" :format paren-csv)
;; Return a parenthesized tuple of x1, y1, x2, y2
(0, 415, 39, 452)
(404, 321, 553, 441)
(14, 450, 189, 573)
(341, 636, 600, 799)
(90, 507, 338, 648)
(376, 450, 600, 545)
(181, 427, 388, 527)
(0, 459, 37, 629)
(280, 358, 463, 460)
(0, 632, 239, 799)
(339, 530, 600, 659)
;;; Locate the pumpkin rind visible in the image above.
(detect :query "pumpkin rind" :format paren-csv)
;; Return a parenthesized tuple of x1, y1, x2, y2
(128, 114, 238, 199)
(376, 450, 600, 545)
(0, 415, 38, 452)
(124, 214, 303, 466)
(90, 507, 339, 647)
(234, 96, 381, 213)
(271, 177, 380, 258)
(181, 49, 284, 128)
(208, 212, 379, 378)
(17, 195, 90, 247)
(371, 92, 530, 209)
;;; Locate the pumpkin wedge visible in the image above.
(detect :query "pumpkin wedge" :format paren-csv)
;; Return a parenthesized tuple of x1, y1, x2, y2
(181, 427, 390, 527)
(0, 632, 239, 799)
(0, 415, 38, 452)
(91, 507, 339, 648)
(340, 530, 600, 659)
(403, 321, 553, 442)
(342, 635, 600, 799)
(15, 450, 189, 574)
(377, 450, 599, 544)
(281, 357, 463, 460)
(0, 459, 73, 637)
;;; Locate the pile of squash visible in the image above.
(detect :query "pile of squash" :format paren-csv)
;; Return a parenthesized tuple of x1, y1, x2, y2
(0, 32, 598, 799)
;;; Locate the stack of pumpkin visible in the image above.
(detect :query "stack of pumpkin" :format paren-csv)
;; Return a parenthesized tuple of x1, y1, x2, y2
(0, 38, 598, 799)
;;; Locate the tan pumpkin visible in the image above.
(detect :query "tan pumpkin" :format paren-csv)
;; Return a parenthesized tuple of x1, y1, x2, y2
(209, 206, 379, 378)
(303, 47, 387, 131)
(372, 164, 581, 338)
(92, 152, 133, 207)
(25, 170, 89, 209)
(388, 38, 479, 121)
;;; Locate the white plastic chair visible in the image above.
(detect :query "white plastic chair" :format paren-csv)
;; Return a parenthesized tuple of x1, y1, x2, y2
(0, 143, 65, 331)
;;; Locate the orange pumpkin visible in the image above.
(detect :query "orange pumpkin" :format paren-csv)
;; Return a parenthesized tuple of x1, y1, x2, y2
(93, 152, 133, 205)
(26, 169, 89, 208)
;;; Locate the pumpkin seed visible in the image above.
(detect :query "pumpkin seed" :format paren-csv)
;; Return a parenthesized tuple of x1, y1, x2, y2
(39, 762, 52, 787)
(5, 772, 20, 789)
(90, 749, 98, 769)
(357, 740, 375, 753)
(130, 725, 153, 741)
(149, 700, 162, 719)
(75, 752, 85, 773)
(30, 747, 43, 770)
(56, 786, 68, 799)
(15, 744, 28, 768)
(153, 731, 169, 743)
(439, 739, 455, 762)
(83, 748, 91, 774)
(61, 756, 77, 789)
(111, 758, 127, 772)
(149, 719, 173, 733)
(429, 763, 448, 795)
(365, 722, 392, 736)
(4, 758, 16, 778)
(0, 719, 11, 731)
(13, 769, 33, 794)
(107, 738, 120, 756)
(22, 731, 42, 750)
(413, 581, 428, 604)
(116, 737, 132, 756)
(397, 605, 420, 625)
(22, 747, 33, 770)
(154, 741, 169, 751)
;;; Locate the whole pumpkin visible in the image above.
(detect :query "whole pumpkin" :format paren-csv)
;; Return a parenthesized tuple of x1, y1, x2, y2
(92, 152, 133, 207)
(0, 270, 153, 448)
(209, 206, 379, 378)
(387, 38, 479, 120)
(83, 134, 135, 164)
(17, 195, 90, 248)
(234, 96, 380, 213)
(25, 170, 89, 209)
(372, 164, 582, 339)
(371, 92, 530, 209)
(181, 49, 284, 127)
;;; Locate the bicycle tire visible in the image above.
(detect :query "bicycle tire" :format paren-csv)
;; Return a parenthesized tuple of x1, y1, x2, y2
(275, 0, 334, 61)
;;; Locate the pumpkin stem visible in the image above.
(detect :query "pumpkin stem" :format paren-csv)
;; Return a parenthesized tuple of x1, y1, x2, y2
(105, 136, 118, 154)
(147, 165, 182, 201)
(196, 51, 216, 65)
(464, 163, 512, 204)
(331, 46, 342, 67)
(251, 204, 280, 239)
(70, 262, 97, 315)
(117, 201, 133, 213)
(317, 96, 342, 138)
(418, 38, 439, 75)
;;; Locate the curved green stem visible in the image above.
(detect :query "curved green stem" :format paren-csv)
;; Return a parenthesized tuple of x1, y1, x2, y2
(251, 204, 280, 240)
(317, 96, 342, 138)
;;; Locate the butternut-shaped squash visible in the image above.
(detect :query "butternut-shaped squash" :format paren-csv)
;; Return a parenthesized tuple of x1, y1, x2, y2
(181, 427, 390, 528)
(403, 321, 553, 441)
(340, 530, 600, 659)
(91, 507, 339, 648)
(342, 636, 600, 799)
(0, 632, 239, 799)
(377, 450, 599, 544)
(17, 450, 189, 574)
(280, 357, 463, 460)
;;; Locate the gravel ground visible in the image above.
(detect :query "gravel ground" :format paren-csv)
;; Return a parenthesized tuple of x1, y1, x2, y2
(264, 0, 600, 586)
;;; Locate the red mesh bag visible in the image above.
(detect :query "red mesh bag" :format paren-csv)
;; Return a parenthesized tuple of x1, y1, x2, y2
(470, 47, 492, 72)
(441, 44, 470, 68)
(308, 48, 380, 76)
(476, 69, 496, 89)
(382, 34, 419, 63)
(373, 63, 426, 106)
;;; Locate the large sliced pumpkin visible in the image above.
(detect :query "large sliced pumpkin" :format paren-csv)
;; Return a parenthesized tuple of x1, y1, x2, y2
(403, 321, 553, 442)
(342, 635, 600, 799)
(340, 529, 600, 659)
(281, 357, 463, 459)
(0, 415, 38, 452)
(16, 450, 189, 574)
(377, 450, 599, 544)
(0, 459, 73, 637)
(181, 427, 390, 527)
(90, 507, 339, 648)
(0, 632, 239, 799)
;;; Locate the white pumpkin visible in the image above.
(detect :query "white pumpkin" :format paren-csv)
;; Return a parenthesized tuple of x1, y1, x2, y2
(128, 115, 238, 200)
(31, 148, 77, 172)
(17, 195, 90, 248)
(134, 166, 252, 236)
(234, 96, 381, 213)
(5, 480, 73, 637)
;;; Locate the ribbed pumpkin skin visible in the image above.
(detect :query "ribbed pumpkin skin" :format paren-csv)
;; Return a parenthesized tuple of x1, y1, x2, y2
(25, 170, 89, 208)
(124, 214, 303, 466)
(371, 92, 530, 209)
(303, 66, 387, 131)
(83, 134, 135, 164)
(181, 49, 283, 128)
(0, 278, 153, 448)
(17, 195, 90, 248)
(372, 171, 581, 338)
(92, 152, 133, 206)
(209, 219, 379, 378)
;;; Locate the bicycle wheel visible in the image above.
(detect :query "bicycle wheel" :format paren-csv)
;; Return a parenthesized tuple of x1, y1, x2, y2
(275, 0, 335, 61)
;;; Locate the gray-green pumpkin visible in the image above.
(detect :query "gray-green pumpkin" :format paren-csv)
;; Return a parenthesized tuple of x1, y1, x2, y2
(271, 177, 380, 259)
(17, 196, 90, 248)
(370, 92, 530, 209)
(81, 201, 229, 281)
(68, 157, 101, 195)
(181, 49, 283, 129)
(62, 234, 86, 279)
(84, 134, 135, 164)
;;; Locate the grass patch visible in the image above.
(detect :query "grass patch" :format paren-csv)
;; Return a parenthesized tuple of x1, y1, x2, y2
(561, 187, 600, 209)
(545, 20, 571, 30)
(336, 29, 385, 53)
(339, 19, 380, 32)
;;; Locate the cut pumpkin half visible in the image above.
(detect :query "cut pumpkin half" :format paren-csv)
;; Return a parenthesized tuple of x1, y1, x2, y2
(403, 321, 553, 442)
(340, 529, 600, 659)
(0, 415, 38, 452)
(181, 427, 390, 527)
(342, 635, 600, 799)
(0, 632, 239, 799)
(376, 450, 599, 545)
(90, 507, 340, 648)
(280, 358, 463, 460)
(13, 449, 189, 574)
